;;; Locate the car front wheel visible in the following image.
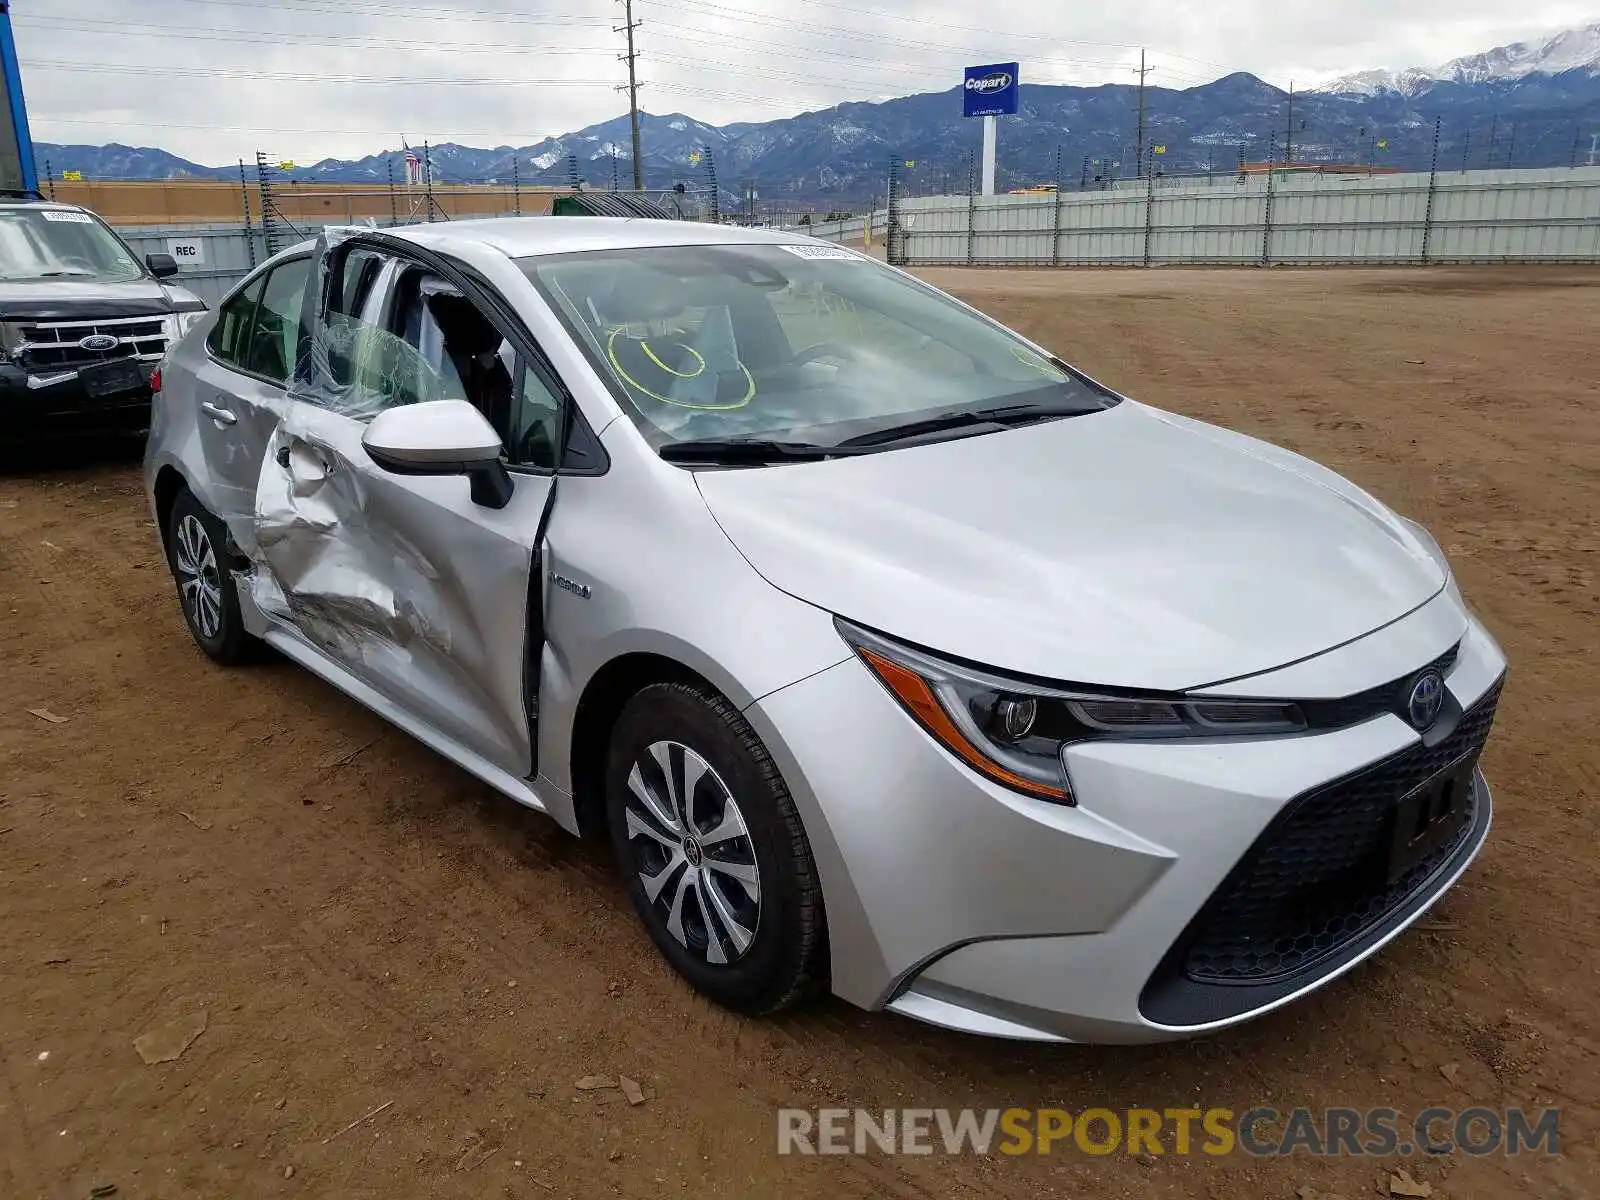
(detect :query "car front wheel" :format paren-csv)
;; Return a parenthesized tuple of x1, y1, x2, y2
(605, 681, 826, 1015)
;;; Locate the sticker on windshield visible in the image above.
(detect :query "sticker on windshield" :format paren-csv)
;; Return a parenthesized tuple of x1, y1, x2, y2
(41, 210, 95, 223)
(778, 243, 862, 261)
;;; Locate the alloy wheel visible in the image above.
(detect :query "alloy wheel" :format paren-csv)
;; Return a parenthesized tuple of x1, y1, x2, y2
(623, 740, 762, 965)
(174, 513, 224, 640)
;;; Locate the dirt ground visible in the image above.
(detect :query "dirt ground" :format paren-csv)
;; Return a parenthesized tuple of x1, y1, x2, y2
(2, 267, 1596, 1200)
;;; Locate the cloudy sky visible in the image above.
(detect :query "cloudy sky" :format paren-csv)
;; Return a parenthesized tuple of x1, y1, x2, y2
(16, 0, 1596, 165)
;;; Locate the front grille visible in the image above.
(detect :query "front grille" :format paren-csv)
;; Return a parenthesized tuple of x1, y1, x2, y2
(18, 315, 168, 374)
(1299, 641, 1461, 730)
(1181, 679, 1501, 984)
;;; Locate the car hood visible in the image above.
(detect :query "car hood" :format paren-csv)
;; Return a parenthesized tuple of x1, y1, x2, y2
(694, 401, 1446, 691)
(0, 277, 200, 321)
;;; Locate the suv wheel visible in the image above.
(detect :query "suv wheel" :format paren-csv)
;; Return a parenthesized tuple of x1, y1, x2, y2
(605, 682, 826, 1014)
(166, 488, 257, 664)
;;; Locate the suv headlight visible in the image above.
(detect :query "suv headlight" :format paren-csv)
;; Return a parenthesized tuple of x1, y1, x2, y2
(837, 619, 1306, 805)
(162, 310, 205, 345)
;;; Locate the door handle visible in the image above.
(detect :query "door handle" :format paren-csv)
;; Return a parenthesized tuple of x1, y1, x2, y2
(200, 400, 237, 425)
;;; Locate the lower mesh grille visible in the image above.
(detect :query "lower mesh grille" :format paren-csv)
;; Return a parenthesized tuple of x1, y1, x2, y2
(1181, 681, 1502, 984)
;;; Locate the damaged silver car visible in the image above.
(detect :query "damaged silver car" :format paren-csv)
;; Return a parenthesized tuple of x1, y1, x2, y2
(145, 220, 1504, 1042)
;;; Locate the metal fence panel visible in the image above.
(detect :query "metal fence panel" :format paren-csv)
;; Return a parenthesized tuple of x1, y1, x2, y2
(115, 223, 273, 307)
(871, 166, 1600, 267)
(130, 168, 1600, 305)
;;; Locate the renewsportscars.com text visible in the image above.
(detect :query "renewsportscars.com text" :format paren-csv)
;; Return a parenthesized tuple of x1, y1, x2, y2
(777, 1106, 1560, 1157)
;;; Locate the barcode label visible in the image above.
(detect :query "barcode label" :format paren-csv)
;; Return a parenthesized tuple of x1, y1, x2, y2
(778, 243, 862, 261)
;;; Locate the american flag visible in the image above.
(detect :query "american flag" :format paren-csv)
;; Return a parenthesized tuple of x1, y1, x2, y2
(403, 149, 423, 187)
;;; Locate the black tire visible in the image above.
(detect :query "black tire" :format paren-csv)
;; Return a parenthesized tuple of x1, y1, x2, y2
(605, 681, 826, 1015)
(165, 488, 257, 665)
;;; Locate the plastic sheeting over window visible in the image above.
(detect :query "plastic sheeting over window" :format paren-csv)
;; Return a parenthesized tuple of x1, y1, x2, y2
(248, 227, 461, 672)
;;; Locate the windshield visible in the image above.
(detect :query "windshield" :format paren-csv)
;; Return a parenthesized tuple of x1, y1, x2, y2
(520, 243, 1117, 452)
(0, 208, 145, 284)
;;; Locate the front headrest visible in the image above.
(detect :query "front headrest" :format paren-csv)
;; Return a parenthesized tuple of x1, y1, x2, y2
(593, 265, 687, 326)
(428, 293, 503, 357)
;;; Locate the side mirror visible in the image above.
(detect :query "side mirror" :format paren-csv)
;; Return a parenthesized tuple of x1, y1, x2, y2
(362, 399, 513, 508)
(146, 252, 179, 279)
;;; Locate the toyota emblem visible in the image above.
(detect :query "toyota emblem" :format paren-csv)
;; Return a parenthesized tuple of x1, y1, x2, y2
(78, 333, 119, 352)
(1407, 669, 1445, 731)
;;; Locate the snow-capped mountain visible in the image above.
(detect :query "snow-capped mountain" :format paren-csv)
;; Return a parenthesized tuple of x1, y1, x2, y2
(1323, 20, 1600, 95)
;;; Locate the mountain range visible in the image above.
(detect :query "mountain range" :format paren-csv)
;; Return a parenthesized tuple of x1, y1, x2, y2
(35, 22, 1600, 204)
(1322, 21, 1600, 95)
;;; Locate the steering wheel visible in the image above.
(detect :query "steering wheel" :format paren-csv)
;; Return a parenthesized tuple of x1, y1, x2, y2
(792, 341, 864, 368)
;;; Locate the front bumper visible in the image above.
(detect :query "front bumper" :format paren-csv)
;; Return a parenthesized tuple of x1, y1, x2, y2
(0, 361, 155, 444)
(745, 599, 1507, 1043)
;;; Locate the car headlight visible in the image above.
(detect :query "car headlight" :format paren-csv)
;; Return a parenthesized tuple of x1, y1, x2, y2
(162, 310, 205, 344)
(1398, 516, 1464, 607)
(836, 619, 1306, 806)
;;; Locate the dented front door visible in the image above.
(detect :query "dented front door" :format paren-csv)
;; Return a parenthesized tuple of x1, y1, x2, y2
(250, 398, 551, 776)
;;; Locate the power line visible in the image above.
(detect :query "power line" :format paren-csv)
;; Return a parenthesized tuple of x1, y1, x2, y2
(34, 0, 1232, 84)
(24, 13, 1212, 101)
(18, 15, 616, 57)
(36, 0, 613, 29)
(25, 59, 619, 85)
(641, 0, 1147, 66)
(34, 115, 568, 141)
(648, 24, 1132, 76)
(27, 15, 1145, 87)
(41, 0, 1228, 71)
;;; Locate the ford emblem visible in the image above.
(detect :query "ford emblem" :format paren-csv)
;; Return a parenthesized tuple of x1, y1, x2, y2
(1406, 669, 1445, 731)
(78, 333, 119, 352)
(966, 72, 1013, 93)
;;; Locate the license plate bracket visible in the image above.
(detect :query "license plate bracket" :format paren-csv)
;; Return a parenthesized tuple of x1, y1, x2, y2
(80, 359, 147, 398)
(1387, 752, 1478, 883)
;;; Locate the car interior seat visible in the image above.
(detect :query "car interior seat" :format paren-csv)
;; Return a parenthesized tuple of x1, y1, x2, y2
(428, 293, 514, 437)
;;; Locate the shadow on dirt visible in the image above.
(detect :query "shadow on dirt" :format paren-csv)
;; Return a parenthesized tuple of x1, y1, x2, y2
(0, 433, 147, 477)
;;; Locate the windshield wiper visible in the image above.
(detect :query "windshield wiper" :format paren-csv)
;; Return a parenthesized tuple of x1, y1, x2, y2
(35, 270, 97, 278)
(834, 399, 1103, 449)
(658, 437, 868, 464)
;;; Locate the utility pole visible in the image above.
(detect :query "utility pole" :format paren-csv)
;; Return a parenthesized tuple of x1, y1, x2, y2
(1284, 82, 1294, 165)
(616, 0, 643, 190)
(240, 159, 256, 264)
(422, 140, 435, 222)
(1133, 49, 1151, 177)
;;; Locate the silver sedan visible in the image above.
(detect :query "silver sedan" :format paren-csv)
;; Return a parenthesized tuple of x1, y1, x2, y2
(144, 219, 1506, 1042)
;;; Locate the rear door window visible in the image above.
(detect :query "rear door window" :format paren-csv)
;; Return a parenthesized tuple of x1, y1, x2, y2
(206, 274, 265, 367)
(241, 257, 313, 384)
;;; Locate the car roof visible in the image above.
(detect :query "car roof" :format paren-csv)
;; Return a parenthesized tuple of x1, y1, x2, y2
(0, 198, 91, 212)
(384, 216, 816, 259)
